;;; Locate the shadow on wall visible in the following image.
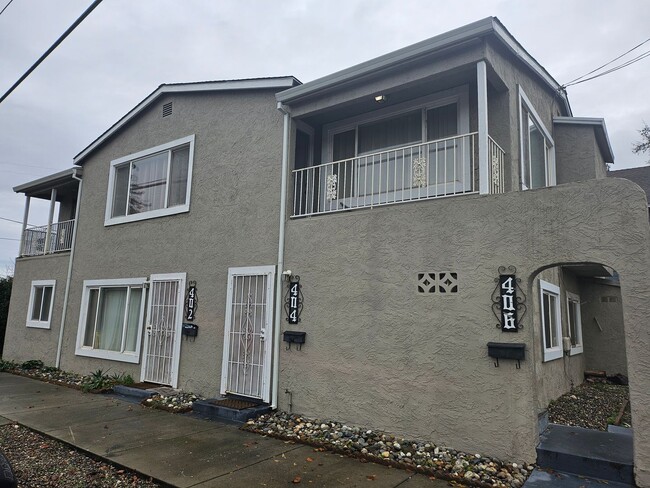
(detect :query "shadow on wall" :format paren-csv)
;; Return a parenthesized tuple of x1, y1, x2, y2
(0, 274, 13, 356)
(527, 262, 627, 414)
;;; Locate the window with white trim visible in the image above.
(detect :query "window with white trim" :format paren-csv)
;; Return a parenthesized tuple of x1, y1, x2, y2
(105, 135, 195, 226)
(567, 292, 583, 355)
(519, 88, 555, 189)
(75, 278, 146, 363)
(540, 280, 562, 362)
(26, 280, 56, 329)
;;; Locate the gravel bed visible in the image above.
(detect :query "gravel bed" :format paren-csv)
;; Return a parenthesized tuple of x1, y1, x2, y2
(547, 382, 631, 430)
(142, 392, 201, 413)
(243, 412, 533, 487)
(0, 424, 162, 487)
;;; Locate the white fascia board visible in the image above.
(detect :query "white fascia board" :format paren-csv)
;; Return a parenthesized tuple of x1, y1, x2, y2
(276, 17, 496, 103)
(74, 77, 297, 165)
(13, 167, 79, 193)
(553, 116, 615, 163)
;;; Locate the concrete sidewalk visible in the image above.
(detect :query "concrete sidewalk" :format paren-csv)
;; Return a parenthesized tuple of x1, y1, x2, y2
(0, 373, 444, 487)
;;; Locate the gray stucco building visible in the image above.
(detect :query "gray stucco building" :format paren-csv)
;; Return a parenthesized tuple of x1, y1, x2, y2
(4, 17, 650, 486)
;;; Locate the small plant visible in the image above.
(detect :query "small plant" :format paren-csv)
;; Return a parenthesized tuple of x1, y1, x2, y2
(0, 359, 17, 372)
(42, 365, 60, 373)
(110, 372, 134, 386)
(20, 359, 44, 370)
(81, 369, 111, 392)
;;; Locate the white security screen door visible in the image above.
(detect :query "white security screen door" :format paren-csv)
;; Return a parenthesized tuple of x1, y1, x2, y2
(221, 266, 275, 402)
(141, 273, 186, 387)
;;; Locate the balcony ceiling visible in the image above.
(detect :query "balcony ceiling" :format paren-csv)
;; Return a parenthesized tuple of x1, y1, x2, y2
(13, 167, 81, 201)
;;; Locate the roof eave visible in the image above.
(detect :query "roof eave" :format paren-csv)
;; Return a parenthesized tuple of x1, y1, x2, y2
(554, 116, 615, 163)
(13, 167, 82, 194)
(74, 77, 299, 165)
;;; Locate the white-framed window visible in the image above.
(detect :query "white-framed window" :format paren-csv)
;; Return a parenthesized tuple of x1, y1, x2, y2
(75, 278, 147, 363)
(566, 291, 583, 355)
(26, 280, 56, 329)
(540, 280, 562, 362)
(105, 135, 195, 226)
(519, 87, 555, 190)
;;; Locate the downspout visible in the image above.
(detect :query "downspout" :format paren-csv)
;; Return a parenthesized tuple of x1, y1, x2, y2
(272, 102, 291, 409)
(55, 168, 83, 368)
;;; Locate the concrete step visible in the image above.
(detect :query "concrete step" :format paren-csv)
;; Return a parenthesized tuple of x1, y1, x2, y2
(537, 424, 634, 485)
(112, 384, 157, 401)
(193, 398, 271, 423)
(523, 468, 635, 487)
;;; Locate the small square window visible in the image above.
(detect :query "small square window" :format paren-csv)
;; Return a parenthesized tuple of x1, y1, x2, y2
(26, 280, 56, 329)
(539, 280, 562, 362)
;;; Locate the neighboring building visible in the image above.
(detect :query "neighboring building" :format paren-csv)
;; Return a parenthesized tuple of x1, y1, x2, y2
(609, 165, 650, 208)
(4, 17, 650, 486)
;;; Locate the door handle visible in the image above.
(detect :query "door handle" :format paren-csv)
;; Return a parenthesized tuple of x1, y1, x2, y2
(146, 325, 152, 335)
(260, 328, 266, 341)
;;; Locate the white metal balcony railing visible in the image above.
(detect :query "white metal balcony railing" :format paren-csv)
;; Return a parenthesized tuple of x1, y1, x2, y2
(292, 132, 505, 217)
(21, 219, 75, 257)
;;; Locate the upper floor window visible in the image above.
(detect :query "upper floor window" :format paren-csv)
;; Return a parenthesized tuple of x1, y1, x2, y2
(105, 135, 195, 226)
(26, 280, 56, 329)
(519, 88, 555, 190)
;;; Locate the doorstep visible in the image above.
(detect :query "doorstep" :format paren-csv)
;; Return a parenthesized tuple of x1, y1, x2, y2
(193, 398, 271, 423)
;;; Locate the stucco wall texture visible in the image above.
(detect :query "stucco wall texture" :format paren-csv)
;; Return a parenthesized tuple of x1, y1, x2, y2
(5, 253, 70, 365)
(49, 89, 284, 394)
(281, 177, 650, 485)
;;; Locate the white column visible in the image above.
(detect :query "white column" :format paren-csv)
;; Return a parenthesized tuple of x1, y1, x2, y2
(18, 196, 30, 256)
(477, 60, 489, 195)
(44, 188, 57, 254)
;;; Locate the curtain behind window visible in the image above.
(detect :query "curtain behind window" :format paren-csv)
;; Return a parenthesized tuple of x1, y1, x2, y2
(358, 111, 421, 154)
(129, 152, 168, 214)
(95, 288, 127, 352)
(168, 146, 189, 207)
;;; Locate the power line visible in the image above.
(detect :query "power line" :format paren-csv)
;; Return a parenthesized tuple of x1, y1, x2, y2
(564, 49, 650, 88)
(562, 38, 650, 89)
(0, 0, 14, 17)
(0, 216, 24, 225)
(0, 237, 20, 241)
(0, 0, 103, 105)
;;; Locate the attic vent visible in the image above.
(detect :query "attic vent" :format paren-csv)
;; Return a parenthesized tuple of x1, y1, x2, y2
(162, 102, 173, 117)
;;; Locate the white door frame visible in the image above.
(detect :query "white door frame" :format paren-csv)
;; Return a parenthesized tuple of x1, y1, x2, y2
(220, 265, 275, 403)
(141, 272, 186, 388)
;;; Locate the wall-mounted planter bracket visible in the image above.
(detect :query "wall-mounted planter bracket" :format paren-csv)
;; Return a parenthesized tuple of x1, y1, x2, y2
(487, 342, 525, 368)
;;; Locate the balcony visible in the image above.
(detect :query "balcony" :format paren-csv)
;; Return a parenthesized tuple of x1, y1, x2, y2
(21, 219, 75, 257)
(292, 134, 504, 217)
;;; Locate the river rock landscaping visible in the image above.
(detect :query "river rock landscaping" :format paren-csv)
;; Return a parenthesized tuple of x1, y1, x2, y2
(243, 412, 533, 487)
(142, 391, 200, 413)
(0, 424, 161, 487)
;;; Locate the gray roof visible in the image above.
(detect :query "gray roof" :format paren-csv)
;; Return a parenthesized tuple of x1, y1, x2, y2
(13, 167, 82, 200)
(74, 76, 300, 164)
(276, 16, 571, 116)
(608, 166, 650, 204)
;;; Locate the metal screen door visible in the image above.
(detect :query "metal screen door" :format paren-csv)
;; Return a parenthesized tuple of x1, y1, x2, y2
(220, 266, 275, 402)
(141, 273, 186, 387)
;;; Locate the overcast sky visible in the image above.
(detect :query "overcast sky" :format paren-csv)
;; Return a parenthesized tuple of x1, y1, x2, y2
(0, 0, 649, 275)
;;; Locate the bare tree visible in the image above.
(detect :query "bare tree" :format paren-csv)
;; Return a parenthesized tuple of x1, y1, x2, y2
(633, 123, 650, 164)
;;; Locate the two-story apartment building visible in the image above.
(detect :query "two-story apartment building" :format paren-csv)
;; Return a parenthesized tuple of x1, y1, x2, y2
(4, 17, 650, 486)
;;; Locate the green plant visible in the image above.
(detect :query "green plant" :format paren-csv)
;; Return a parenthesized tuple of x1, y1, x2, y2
(42, 365, 60, 373)
(81, 369, 111, 392)
(20, 359, 44, 370)
(110, 372, 134, 386)
(0, 359, 16, 372)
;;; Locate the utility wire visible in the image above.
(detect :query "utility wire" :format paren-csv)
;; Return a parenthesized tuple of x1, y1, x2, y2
(0, 216, 24, 225)
(0, 0, 102, 105)
(562, 38, 650, 88)
(0, 0, 14, 17)
(564, 49, 650, 87)
(0, 237, 20, 241)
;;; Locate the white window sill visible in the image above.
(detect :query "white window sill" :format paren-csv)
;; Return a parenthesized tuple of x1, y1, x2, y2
(75, 347, 140, 364)
(26, 321, 51, 329)
(543, 348, 563, 362)
(104, 204, 189, 227)
(570, 346, 583, 356)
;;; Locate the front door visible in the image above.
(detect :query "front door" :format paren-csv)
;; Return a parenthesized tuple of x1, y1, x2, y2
(221, 266, 275, 402)
(141, 273, 186, 387)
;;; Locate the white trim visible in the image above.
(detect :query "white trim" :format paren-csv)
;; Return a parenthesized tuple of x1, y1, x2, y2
(75, 77, 297, 164)
(477, 61, 489, 194)
(75, 277, 147, 364)
(221, 265, 276, 403)
(518, 86, 555, 190)
(566, 291, 584, 356)
(26, 280, 56, 329)
(540, 279, 562, 362)
(140, 272, 186, 387)
(104, 135, 195, 226)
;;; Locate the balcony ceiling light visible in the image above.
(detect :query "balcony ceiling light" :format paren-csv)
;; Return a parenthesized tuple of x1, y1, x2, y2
(374, 94, 387, 103)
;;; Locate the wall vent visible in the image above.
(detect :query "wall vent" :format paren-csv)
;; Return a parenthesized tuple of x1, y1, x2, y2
(417, 272, 458, 294)
(162, 102, 173, 117)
